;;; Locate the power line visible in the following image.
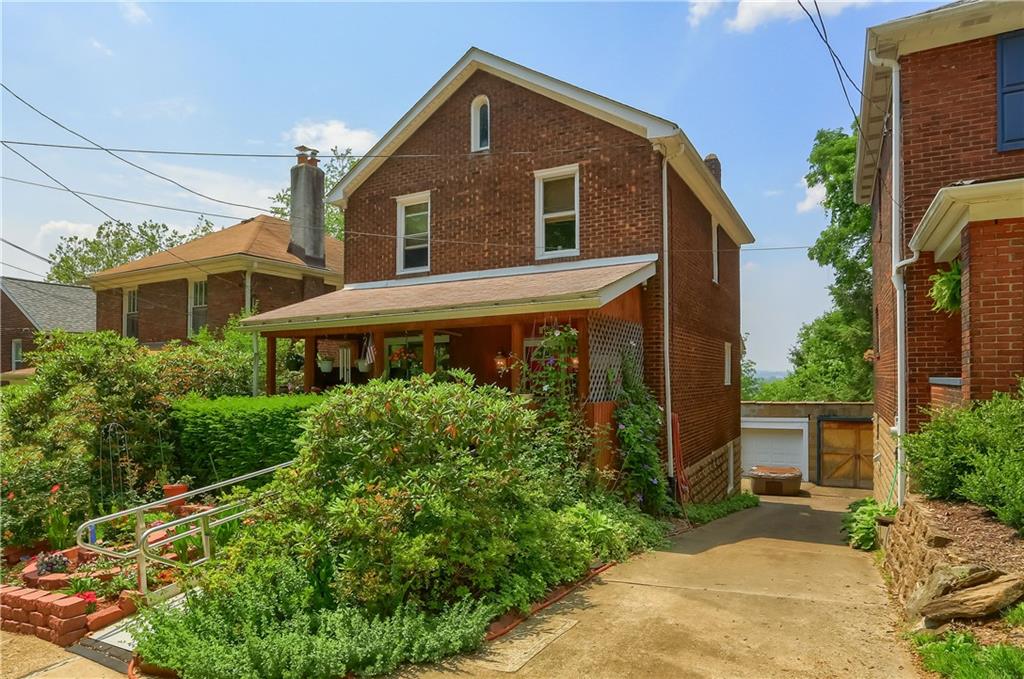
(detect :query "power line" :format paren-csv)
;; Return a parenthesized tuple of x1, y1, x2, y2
(2, 176, 241, 221)
(2, 142, 120, 222)
(1, 237, 53, 264)
(1, 84, 272, 214)
(1, 261, 48, 278)
(0, 138, 654, 161)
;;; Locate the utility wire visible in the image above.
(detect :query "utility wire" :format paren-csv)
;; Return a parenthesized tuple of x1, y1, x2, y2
(1, 237, 54, 264)
(2, 176, 240, 221)
(1, 261, 48, 278)
(1, 84, 273, 214)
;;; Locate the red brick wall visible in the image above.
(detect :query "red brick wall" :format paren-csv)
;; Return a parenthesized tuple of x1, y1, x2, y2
(873, 133, 896, 421)
(668, 170, 741, 478)
(138, 279, 188, 344)
(96, 289, 122, 335)
(930, 382, 963, 410)
(1, 291, 36, 373)
(207, 272, 246, 330)
(251, 273, 302, 315)
(960, 218, 1024, 400)
(873, 34, 1024, 431)
(343, 70, 663, 284)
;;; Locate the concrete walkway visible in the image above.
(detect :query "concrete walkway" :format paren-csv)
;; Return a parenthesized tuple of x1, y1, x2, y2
(414, 485, 918, 679)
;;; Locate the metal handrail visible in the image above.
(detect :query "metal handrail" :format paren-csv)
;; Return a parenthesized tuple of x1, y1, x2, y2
(75, 460, 293, 599)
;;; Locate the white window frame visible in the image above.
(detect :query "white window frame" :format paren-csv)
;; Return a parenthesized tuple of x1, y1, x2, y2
(711, 219, 720, 284)
(534, 164, 580, 260)
(724, 341, 732, 386)
(396, 191, 431, 275)
(123, 288, 139, 338)
(188, 278, 208, 337)
(11, 339, 23, 369)
(470, 95, 490, 152)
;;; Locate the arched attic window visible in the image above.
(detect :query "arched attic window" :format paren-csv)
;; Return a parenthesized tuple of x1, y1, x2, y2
(471, 95, 490, 151)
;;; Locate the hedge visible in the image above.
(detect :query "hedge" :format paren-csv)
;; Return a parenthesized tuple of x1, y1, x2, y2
(170, 394, 322, 486)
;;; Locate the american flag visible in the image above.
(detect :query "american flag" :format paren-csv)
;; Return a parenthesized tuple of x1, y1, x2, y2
(362, 335, 376, 366)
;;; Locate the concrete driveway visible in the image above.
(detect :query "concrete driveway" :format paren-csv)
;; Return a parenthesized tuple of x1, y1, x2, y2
(413, 485, 917, 679)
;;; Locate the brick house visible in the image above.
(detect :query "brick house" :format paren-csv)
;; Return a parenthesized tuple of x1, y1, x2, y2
(0, 277, 95, 379)
(89, 214, 343, 347)
(242, 48, 754, 502)
(854, 0, 1024, 504)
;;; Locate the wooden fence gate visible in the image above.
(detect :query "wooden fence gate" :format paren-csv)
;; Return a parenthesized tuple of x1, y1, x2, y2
(818, 418, 873, 489)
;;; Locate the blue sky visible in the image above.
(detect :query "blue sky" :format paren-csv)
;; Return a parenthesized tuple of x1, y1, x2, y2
(1, 1, 941, 371)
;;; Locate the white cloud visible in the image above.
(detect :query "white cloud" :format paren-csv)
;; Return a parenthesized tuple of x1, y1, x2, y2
(796, 180, 826, 213)
(149, 162, 279, 220)
(140, 97, 197, 121)
(688, 0, 723, 27)
(725, 0, 870, 33)
(33, 220, 97, 248)
(284, 119, 379, 156)
(119, 1, 151, 24)
(90, 38, 114, 57)
(762, 189, 783, 197)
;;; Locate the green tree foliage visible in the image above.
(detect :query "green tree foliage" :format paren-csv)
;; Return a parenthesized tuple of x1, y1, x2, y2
(739, 333, 762, 400)
(46, 217, 214, 285)
(269, 146, 355, 241)
(753, 126, 873, 402)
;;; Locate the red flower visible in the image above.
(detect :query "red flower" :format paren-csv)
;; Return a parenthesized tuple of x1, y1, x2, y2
(5, 492, 13, 501)
(76, 591, 98, 603)
(50, 484, 61, 494)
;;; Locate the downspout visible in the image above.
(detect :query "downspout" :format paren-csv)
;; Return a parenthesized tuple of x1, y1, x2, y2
(660, 150, 676, 482)
(246, 268, 258, 396)
(870, 50, 919, 507)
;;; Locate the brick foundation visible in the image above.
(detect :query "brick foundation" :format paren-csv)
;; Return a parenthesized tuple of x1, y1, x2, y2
(685, 436, 741, 503)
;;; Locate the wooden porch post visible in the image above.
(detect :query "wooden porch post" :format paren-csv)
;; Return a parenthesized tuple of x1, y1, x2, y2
(303, 335, 317, 392)
(510, 322, 524, 393)
(373, 331, 386, 378)
(422, 328, 435, 374)
(266, 336, 277, 395)
(577, 318, 590, 402)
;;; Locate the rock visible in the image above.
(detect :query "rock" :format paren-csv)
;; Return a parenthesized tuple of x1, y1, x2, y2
(910, 619, 950, 638)
(905, 565, 1003, 619)
(925, 529, 954, 548)
(920, 574, 1024, 623)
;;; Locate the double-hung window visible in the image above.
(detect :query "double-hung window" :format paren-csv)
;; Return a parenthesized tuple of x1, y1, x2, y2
(397, 191, 430, 274)
(124, 289, 139, 339)
(189, 280, 208, 336)
(724, 341, 733, 386)
(535, 164, 579, 259)
(11, 339, 24, 370)
(711, 221, 720, 284)
(998, 30, 1024, 151)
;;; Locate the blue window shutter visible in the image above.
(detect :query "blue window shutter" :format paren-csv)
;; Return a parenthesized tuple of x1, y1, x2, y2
(998, 30, 1024, 151)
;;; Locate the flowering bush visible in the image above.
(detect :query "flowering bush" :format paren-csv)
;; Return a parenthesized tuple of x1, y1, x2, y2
(614, 356, 674, 515)
(36, 552, 70, 576)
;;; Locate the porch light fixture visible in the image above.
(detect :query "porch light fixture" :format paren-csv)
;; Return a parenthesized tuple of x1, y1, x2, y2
(494, 351, 508, 374)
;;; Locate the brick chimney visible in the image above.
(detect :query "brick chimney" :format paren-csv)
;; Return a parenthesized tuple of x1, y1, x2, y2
(288, 145, 325, 266)
(703, 153, 722, 184)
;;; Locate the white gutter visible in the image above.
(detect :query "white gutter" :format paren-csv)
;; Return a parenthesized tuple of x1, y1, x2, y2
(246, 269, 259, 396)
(660, 151, 676, 481)
(870, 50, 919, 508)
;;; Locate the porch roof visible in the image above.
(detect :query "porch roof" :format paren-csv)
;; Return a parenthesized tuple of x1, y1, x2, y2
(240, 259, 656, 333)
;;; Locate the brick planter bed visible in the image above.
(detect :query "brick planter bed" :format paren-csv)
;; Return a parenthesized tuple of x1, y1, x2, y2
(0, 584, 139, 647)
(20, 546, 125, 590)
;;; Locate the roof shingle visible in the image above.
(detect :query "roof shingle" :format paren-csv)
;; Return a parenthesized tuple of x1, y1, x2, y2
(1, 277, 96, 333)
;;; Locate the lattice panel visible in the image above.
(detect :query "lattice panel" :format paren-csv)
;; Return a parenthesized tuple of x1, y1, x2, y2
(588, 314, 643, 402)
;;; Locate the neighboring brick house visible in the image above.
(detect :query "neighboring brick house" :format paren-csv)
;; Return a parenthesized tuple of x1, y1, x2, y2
(0, 277, 96, 378)
(854, 0, 1024, 504)
(242, 48, 754, 502)
(89, 214, 343, 347)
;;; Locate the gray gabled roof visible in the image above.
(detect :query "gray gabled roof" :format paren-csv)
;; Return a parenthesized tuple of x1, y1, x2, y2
(1, 277, 96, 333)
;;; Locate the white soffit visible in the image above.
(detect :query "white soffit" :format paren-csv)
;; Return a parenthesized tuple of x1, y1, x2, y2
(909, 178, 1024, 262)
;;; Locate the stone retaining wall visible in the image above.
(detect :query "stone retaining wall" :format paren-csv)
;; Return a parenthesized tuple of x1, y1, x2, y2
(882, 496, 953, 607)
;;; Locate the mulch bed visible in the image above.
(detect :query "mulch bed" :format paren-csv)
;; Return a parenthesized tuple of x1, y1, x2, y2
(921, 499, 1024, 574)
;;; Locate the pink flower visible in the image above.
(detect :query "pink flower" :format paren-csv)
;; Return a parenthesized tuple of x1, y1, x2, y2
(5, 492, 13, 501)
(50, 484, 60, 494)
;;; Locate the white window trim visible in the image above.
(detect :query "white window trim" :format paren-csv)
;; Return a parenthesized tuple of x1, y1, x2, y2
(534, 164, 580, 261)
(711, 219, 720, 284)
(123, 288, 138, 337)
(724, 341, 732, 386)
(187, 278, 208, 338)
(396, 191, 431, 275)
(470, 95, 490, 152)
(11, 339, 23, 369)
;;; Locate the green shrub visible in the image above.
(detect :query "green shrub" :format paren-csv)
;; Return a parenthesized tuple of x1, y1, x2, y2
(840, 498, 895, 550)
(914, 632, 1024, 678)
(615, 356, 674, 516)
(170, 394, 321, 485)
(138, 374, 668, 677)
(1003, 602, 1024, 628)
(904, 385, 1024, 532)
(928, 259, 962, 314)
(686, 492, 760, 526)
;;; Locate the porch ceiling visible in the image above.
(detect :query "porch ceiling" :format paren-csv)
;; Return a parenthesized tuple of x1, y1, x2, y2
(240, 260, 655, 333)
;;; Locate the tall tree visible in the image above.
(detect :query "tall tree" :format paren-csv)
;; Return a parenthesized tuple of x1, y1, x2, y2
(269, 146, 356, 241)
(47, 217, 214, 285)
(753, 125, 874, 402)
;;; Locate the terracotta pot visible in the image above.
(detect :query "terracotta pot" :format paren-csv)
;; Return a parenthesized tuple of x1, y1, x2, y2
(162, 484, 189, 509)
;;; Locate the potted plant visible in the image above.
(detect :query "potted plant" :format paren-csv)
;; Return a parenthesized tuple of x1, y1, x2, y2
(161, 472, 193, 509)
(317, 352, 334, 373)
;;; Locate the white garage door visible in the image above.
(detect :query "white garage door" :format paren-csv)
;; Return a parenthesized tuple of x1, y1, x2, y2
(741, 421, 807, 480)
